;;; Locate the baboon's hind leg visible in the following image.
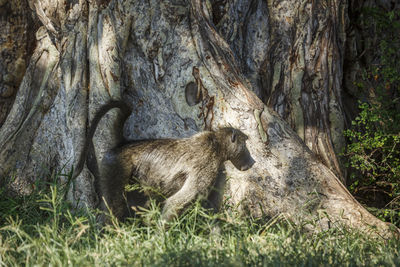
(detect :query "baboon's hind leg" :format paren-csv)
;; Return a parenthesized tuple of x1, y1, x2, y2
(98, 155, 129, 223)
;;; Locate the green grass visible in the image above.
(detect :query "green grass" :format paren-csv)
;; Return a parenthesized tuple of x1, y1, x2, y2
(0, 182, 399, 266)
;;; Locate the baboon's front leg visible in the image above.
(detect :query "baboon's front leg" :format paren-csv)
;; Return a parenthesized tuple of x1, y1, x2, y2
(161, 171, 215, 221)
(161, 184, 197, 222)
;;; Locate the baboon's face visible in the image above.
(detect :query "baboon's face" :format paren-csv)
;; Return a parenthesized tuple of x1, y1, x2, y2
(223, 128, 255, 171)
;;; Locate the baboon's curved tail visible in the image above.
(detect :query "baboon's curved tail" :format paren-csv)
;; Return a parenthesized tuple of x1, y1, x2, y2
(65, 100, 132, 195)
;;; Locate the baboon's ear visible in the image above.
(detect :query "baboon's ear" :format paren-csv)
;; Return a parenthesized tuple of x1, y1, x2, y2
(231, 129, 237, 143)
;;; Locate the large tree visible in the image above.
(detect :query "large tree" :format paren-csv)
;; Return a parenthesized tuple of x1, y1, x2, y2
(0, 0, 395, 237)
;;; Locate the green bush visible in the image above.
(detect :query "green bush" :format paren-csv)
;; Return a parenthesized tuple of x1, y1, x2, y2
(343, 7, 400, 224)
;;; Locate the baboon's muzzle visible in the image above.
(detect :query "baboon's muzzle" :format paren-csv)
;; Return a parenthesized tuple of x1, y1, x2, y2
(231, 149, 255, 171)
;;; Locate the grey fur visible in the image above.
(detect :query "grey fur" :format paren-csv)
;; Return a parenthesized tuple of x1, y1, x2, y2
(73, 100, 255, 223)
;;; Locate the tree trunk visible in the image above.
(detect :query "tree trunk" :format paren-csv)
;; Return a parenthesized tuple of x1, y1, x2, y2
(0, 0, 395, 237)
(0, 0, 38, 127)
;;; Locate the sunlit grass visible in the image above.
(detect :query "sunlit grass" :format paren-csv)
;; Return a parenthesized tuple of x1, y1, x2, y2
(0, 181, 399, 266)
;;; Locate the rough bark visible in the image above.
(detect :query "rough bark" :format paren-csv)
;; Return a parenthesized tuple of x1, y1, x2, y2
(213, 0, 348, 181)
(0, 0, 38, 127)
(0, 0, 395, 237)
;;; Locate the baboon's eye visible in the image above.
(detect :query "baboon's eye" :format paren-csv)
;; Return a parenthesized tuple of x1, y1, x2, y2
(231, 130, 237, 143)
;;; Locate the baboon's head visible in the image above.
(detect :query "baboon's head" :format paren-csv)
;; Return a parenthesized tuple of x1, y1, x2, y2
(216, 128, 255, 171)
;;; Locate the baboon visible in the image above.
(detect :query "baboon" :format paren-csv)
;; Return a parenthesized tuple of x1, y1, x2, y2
(71, 100, 255, 223)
